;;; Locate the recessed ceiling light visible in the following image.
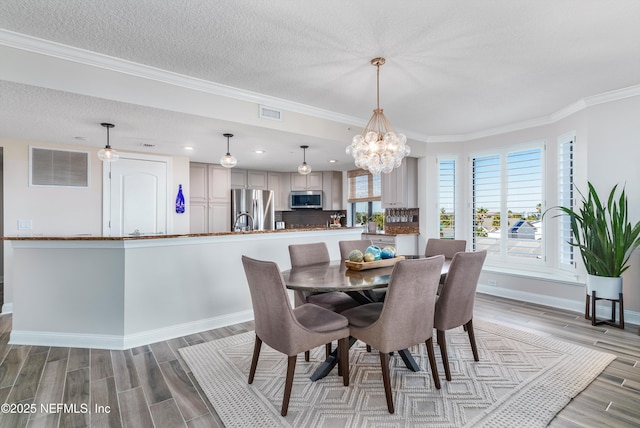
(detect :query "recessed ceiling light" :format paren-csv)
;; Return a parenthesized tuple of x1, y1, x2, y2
(254, 150, 265, 154)
(184, 146, 194, 151)
(329, 159, 337, 163)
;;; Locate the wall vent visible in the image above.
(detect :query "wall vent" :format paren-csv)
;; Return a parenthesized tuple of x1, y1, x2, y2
(259, 105, 282, 121)
(30, 147, 89, 187)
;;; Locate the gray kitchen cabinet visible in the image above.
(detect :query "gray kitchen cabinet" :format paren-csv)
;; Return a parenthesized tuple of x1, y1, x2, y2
(231, 169, 268, 189)
(190, 163, 230, 233)
(291, 171, 323, 190)
(381, 157, 417, 208)
(322, 171, 344, 210)
(230, 169, 246, 188)
(361, 233, 418, 256)
(248, 170, 268, 189)
(268, 172, 290, 211)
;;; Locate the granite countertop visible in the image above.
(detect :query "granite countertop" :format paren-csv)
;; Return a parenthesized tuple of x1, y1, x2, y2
(4, 227, 364, 241)
(361, 232, 420, 236)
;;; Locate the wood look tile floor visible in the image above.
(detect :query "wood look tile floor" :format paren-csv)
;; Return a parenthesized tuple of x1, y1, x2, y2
(0, 294, 638, 427)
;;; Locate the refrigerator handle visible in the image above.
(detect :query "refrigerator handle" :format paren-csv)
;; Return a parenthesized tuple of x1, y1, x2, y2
(252, 198, 261, 230)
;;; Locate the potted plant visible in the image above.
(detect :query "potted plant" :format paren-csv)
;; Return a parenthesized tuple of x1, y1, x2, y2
(546, 182, 640, 299)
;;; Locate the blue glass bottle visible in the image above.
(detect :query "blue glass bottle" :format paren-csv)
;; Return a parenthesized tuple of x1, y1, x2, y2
(176, 184, 185, 213)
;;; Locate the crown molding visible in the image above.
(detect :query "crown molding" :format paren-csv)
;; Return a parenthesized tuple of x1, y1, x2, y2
(429, 84, 640, 143)
(0, 30, 366, 126)
(2, 29, 638, 145)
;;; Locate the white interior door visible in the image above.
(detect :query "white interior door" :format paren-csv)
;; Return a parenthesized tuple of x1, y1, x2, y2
(103, 156, 168, 236)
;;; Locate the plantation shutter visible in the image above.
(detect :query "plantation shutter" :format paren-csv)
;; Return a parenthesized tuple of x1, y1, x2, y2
(506, 148, 542, 259)
(471, 154, 501, 255)
(558, 138, 575, 267)
(438, 158, 456, 239)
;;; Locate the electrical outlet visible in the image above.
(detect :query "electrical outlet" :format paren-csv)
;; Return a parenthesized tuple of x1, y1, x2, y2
(18, 219, 33, 230)
(487, 279, 497, 286)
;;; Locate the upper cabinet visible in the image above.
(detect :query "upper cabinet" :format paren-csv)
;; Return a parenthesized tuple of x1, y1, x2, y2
(381, 157, 417, 208)
(290, 171, 323, 191)
(322, 171, 344, 210)
(267, 172, 291, 211)
(231, 169, 268, 189)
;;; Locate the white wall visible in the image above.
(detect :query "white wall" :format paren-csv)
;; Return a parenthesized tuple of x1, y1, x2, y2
(421, 94, 640, 316)
(1, 137, 191, 236)
(584, 96, 640, 315)
(9, 229, 362, 349)
(1, 137, 191, 312)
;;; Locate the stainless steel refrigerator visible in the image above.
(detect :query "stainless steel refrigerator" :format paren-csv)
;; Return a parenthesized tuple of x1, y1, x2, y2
(230, 188, 275, 231)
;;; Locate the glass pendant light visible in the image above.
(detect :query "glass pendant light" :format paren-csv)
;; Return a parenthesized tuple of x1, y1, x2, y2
(298, 145, 312, 175)
(220, 133, 237, 168)
(98, 123, 120, 162)
(346, 57, 410, 174)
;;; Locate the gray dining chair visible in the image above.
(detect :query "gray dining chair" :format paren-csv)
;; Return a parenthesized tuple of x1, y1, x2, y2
(241, 255, 350, 416)
(425, 238, 467, 287)
(289, 242, 360, 361)
(341, 256, 444, 414)
(289, 242, 360, 313)
(425, 238, 467, 259)
(434, 250, 487, 381)
(338, 239, 373, 260)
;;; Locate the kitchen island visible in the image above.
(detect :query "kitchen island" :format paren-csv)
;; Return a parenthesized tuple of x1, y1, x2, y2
(6, 227, 363, 349)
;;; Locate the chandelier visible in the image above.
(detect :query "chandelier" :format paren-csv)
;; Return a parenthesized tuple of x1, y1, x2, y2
(346, 57, 410, 174)
(98, 123, 119, 162)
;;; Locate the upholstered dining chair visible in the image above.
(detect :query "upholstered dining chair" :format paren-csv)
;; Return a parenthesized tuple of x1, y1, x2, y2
(434, 250, 487, 381)
(425, 238, 467, 259)
(341, 256, 444, 414)
(338, 239, 373, 260)
(425, 238, 467, 287)
(289, 242, 360, 361)
(241, 255, 350, 416)
(289, 243, 361, 314)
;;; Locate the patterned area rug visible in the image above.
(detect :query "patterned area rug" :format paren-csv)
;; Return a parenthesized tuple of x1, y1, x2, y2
(179, 320, 615, 427)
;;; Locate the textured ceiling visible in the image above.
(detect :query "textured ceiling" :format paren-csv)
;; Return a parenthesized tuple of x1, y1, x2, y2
(1, 1, 640, 170)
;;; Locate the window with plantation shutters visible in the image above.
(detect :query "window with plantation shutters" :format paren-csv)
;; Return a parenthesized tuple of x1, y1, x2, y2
(438, 158, 456, 238)
(471, 143, 543, 262)
(558, 134, 575, 268)
(30, 147, 89, 187)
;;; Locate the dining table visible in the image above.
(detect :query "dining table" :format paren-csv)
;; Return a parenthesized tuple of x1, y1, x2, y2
(282, 256, 450, 381)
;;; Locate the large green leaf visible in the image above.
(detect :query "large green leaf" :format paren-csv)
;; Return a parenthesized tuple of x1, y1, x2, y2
(544, 182, 640, 277)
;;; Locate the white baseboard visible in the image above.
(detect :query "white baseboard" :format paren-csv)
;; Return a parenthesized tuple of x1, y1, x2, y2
(9, 310, 255, 350)
(121, 310, 255, 349)
(1, 303, 13, 314)
(477, 283, 640, 326)
(10, 330, 126, 350)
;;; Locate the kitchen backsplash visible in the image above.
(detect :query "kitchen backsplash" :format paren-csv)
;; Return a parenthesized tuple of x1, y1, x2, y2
(277, 210, 347, 229)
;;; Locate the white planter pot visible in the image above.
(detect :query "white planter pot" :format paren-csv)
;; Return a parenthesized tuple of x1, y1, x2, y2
(368, 221, 377, 233)
(586, 274, 623, 300)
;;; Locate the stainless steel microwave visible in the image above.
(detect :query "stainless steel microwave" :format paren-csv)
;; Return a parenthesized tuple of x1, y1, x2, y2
(290, 190, 323, 209)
